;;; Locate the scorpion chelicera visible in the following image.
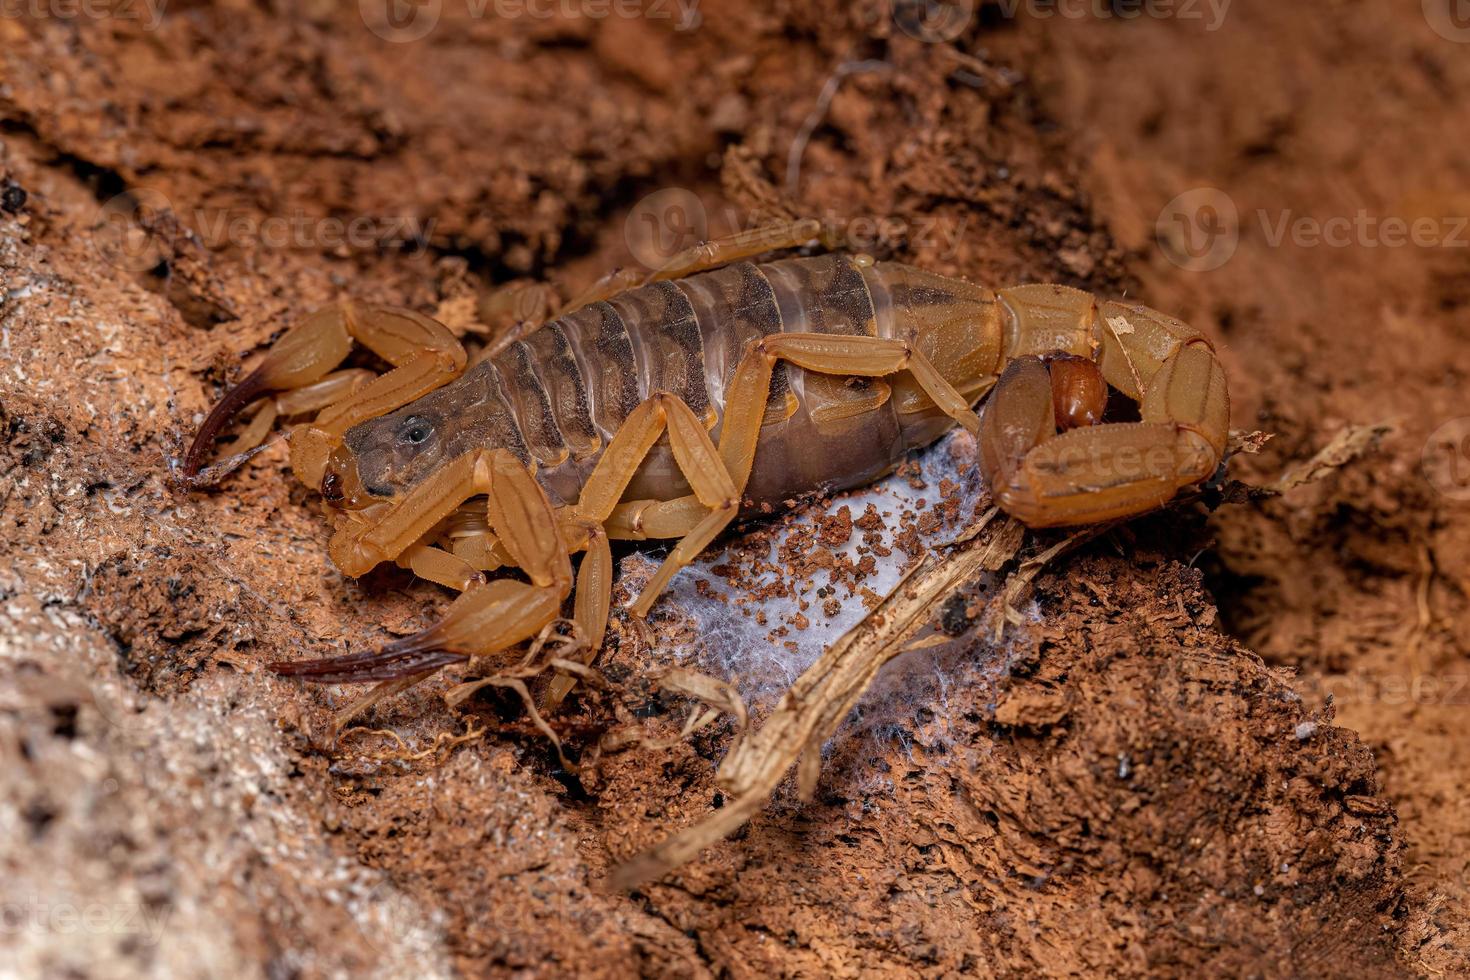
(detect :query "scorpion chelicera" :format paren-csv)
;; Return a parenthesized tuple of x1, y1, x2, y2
(181, 219, 1229, 695)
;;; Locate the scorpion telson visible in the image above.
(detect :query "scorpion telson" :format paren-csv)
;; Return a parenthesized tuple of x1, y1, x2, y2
(182, 218, 1228, 688)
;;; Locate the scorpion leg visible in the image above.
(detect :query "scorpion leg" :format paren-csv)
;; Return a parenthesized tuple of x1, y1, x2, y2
(759, 333, 983, 438)
(478, 280, 556, 336)
(979, 340, 1228, 527)
(562, 218, 826, 313)
(183, 303, 466, 486)
(542, 524, 612, 711)
(397, 542, 486, 592)
(572, 526, 613, 651)
(273, 450, 572, 683)
(450, 529, 512, 571)
(571, 393, 742, 619)
(468, 280, 559, 368)
(588, 332, 987, 618)
(603, 496, 708, 540)
(562, 268, 646, 315)
(630, 401, 740, 617)
(640, 218, 825, 284)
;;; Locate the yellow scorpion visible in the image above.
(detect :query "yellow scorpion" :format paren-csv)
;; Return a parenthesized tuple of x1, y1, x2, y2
(182, 220, 1229, 690)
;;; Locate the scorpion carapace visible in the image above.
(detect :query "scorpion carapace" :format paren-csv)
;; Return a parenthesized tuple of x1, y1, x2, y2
(182, 220, 1229, 689)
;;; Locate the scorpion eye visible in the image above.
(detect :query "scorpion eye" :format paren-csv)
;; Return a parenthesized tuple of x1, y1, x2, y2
(398, 416, 435, 448)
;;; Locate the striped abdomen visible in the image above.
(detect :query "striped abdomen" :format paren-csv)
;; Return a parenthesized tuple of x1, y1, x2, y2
(411, 254, 1007, 510)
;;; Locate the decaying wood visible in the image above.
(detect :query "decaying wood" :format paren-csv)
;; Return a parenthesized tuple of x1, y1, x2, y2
(1271, 422, 1394, 493)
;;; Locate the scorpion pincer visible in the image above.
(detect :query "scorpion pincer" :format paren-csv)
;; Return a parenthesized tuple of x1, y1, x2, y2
(181, 219, 1229, 691)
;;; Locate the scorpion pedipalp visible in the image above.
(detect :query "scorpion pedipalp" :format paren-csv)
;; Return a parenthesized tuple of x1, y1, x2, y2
(977, 300, 1229, 527)
(182, 302, 467, 487)
(272, 450, 575, 684)
(1046, 352, 1108, 431)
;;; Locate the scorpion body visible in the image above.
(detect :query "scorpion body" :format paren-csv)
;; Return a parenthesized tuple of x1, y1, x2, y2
(182, 220, 1228, 689)
(351, 254, 1006, 517)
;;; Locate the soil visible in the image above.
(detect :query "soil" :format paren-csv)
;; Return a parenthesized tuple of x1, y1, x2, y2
(1, 1, 1466, 976)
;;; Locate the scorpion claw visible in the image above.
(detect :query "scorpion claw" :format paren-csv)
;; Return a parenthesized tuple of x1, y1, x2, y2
(182, 365, 274, 482)
(175, 440, 275, 491)
(270, 634, 468, 684)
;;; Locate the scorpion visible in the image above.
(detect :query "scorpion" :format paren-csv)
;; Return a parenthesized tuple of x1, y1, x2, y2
(181, 218, 1229, 696)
